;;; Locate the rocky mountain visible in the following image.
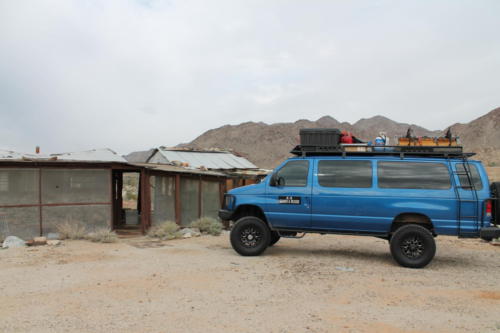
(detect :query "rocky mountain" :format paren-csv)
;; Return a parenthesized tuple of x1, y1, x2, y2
(125, 107, 500, 169)
(186, 116, 442, 169)
(448, 107, 500, 166)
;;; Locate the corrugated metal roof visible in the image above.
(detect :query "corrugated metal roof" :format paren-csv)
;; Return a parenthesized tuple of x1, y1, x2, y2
(152, 149, 257, 170)
(0, 148, 126, 163)
(51, 148, 126, 162)
(0, 149, 52, 161)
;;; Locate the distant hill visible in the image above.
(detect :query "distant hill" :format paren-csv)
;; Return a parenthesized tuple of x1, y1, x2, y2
(125, 107, 500, 169)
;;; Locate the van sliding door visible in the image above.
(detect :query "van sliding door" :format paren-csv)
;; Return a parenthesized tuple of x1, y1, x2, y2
(311, 160, 376, 231)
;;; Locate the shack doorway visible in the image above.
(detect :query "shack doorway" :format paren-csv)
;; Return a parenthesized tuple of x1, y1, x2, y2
(112, 170, 142, 236)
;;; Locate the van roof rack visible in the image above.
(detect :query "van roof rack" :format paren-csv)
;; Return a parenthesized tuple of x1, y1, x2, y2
(290, 145, 475, 158)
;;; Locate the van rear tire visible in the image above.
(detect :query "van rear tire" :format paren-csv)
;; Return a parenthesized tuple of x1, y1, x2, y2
(390, 224, 436, 268)
(230, 216, 271, 256)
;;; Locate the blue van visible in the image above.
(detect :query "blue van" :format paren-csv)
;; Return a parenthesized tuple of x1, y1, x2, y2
(219, 138, 500, 268)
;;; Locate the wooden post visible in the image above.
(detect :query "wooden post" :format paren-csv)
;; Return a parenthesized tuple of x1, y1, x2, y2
(175, 174, 181, 225)
(198, 177, 202, 218)
(219, 180, 226, 209)
(38, 168, 42, 236)
(140, 170, 151, 234)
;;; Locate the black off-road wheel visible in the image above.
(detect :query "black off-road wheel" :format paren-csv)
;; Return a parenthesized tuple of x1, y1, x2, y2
(390, 224, 436, 268)
(230, 216, 271, 256)
(269, 231, 281, 246)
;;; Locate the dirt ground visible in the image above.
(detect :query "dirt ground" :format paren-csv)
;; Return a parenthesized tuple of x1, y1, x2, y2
(0, 234, 499, 333)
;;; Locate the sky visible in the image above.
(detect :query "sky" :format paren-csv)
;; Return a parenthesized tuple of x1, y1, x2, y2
(1, 0, 499, 155)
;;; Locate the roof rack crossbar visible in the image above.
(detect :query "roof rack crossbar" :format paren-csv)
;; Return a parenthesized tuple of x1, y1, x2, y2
(290, 145, 474, 158)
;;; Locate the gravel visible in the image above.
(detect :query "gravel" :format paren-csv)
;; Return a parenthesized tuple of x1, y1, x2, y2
(0, 234, 498, 332)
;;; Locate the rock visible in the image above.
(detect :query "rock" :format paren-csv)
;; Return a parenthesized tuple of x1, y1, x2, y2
(335, 266, 355, 272)
(2, 236, 26, 249)
(180, 228, 201, 237)
(47, 240, 61, 246)
(183, 232, 192, 238)
(33, 236, 47, 246)
(47, 233, 60, 240)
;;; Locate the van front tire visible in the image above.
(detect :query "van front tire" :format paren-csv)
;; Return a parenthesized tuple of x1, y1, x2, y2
(269, 231, 281, 246)
(390, 224, 436, 268)
(230, 216, 271, 256)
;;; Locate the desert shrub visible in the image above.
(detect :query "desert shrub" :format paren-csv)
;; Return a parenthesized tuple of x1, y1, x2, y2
(147, 221, 181, 240)
(191, 217, 223, 236)
(56, 221, 87, 240)
(86, 229, 118, 243)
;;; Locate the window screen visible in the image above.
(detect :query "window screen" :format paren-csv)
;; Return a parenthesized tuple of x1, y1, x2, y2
(275, 160, 309, 187)
(0, 173, 8, 192)
(318, 160, 372, 188)
(378, 162, 451, 189)
(456, 163, 483, 190)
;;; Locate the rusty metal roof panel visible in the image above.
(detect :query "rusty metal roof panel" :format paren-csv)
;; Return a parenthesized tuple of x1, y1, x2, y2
(131, 163, 227, 177)
(155, 149, 257, 170)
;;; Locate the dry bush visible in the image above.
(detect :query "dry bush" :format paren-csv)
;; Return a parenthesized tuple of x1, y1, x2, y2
(191, 217, 223, 236)
(56, 221, 87, 240)
(86, 229, 118, 243)
(147, 221, 181, 240)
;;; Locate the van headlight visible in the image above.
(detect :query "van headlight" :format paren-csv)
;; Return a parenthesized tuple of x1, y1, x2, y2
(224, 195, 235, 210)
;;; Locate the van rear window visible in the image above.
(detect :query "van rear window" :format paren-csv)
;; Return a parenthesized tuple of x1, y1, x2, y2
(378, 162, 451, 189)
(456, 163, 483, 190)
(318, 161, 372, 188)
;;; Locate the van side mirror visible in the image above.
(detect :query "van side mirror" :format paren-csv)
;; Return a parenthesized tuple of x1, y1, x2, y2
(270, 173, 278, 187)
(270, 174, 285, 187)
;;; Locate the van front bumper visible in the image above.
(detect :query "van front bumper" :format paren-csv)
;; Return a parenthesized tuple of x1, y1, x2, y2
(480, 227, 500, 240)
(218, 209, 234, 221)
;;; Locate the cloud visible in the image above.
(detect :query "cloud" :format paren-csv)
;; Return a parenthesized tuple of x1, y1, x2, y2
(0, 0, 499, 154)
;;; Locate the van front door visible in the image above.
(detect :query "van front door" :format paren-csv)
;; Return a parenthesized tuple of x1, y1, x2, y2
(265, 160, 312, 229)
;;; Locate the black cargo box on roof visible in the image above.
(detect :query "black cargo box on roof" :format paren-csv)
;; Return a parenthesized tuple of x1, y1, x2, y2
(300, 128, 341, 147)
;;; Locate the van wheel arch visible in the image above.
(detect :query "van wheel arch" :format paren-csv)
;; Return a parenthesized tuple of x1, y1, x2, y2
(232, 205, 268, 224)
(391, 213, 434, 234)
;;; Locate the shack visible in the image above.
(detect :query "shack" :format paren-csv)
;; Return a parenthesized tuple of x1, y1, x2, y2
(146, 147, 269, 192)
(0, 148, 228, 240)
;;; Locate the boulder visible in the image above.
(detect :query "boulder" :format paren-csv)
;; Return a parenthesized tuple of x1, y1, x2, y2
(33, 236, 47, 246)
(47, 240, 61, 246)
(183, 232, 192, 238)
(180, 228, 201, 237)
(2, 236, 26, 249)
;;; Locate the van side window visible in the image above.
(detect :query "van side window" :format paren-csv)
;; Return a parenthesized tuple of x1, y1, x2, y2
(378, 162, 451, 189)
(275, 160, 309, 187)
(456, 164, 483, 190)
(318, 161, 372, 188)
